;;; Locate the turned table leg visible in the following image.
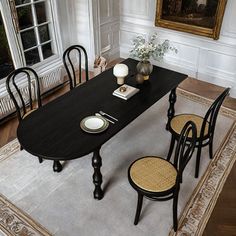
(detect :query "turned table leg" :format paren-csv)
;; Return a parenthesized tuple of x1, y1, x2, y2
(166, 88, 177, 130)
(92, 147, 104, 200)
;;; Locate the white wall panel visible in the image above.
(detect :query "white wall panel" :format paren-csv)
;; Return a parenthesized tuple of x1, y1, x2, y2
(120, 0, 149, 18)
(100, 25, 111, 53)
(99, 0, 120, 61)
(198, 50, 236, 82)
(221, 0, 236, 39)
(112, 24, 120, 48)
(100, 0, 110, 24)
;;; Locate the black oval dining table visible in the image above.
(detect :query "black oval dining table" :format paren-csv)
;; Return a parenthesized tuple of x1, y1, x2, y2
(17, 58, 187, 200)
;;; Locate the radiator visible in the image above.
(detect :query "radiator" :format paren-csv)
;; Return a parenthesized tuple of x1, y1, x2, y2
(0, 66, 63, 120)
(0, 86, 32, 119)
(39, 66, 63, 93)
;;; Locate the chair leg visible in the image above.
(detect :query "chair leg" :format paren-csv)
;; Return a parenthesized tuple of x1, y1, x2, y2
(209, 141, 213, 159)
(38, 156, 43, 163)
(173, 195, 178, 232)
(167, 135, 175, 161)
(134, 193, 143, 225)
(195, 146, 202, 178)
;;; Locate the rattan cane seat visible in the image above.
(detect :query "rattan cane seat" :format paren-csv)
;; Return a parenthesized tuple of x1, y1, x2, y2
(130, 156, 177, 192)
(22, 109, 36, 119)
(170, 114, 209, 138)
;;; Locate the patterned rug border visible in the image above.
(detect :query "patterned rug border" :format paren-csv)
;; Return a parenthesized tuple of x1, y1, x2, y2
(0, 88, 235, 236)
(0, 140, 20, 163)
(177, 88, 236, 119)
(169, 121, 236, 235)
(0, 194, 52, 236)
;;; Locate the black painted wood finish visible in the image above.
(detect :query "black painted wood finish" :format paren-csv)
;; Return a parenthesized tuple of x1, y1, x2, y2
(167, 87, 230, 178)
(17, 58, 187, 199)
(128, 121, 197, 231)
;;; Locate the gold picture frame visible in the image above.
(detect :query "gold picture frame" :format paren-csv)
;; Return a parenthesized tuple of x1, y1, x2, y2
(155, 0, 227, 40)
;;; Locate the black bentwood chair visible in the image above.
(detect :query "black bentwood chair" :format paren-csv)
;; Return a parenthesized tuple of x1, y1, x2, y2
(63, 45, 89, 90)
(128, 121, 197, 231)
(6, 68, 62, 172)
(167, 87, 230, 178)
(6, 67, 43, 164)
(6, 67, 42, 122)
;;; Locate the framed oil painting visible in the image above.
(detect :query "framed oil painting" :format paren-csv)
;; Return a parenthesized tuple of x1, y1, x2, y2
(155, 0, 227, 40)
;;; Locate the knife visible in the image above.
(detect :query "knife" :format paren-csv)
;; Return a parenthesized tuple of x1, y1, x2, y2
(95, 113, 115, 124)
(99, 111, 118, 121)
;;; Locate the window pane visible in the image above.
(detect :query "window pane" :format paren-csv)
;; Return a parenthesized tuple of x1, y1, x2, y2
(0, 13, 14, 79)
(25, 48, 40, 65)
(39, 24, 50, 43)
(21, 29, 37, 49)
(17, 6, 33, 30)
(42, 43, 53, 59)
(35, 2, 47, 24)
(15, 0, 31, 6)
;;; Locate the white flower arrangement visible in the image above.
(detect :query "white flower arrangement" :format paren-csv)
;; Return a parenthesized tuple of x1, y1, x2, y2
(130, 33, 177, 61)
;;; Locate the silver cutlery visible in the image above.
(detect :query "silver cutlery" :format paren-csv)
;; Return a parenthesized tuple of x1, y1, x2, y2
(95, 113, 115, 124)
(99, 111, 118, 121)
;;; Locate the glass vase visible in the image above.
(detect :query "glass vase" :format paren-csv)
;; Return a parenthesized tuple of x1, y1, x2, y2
(136, 60, 153, 80)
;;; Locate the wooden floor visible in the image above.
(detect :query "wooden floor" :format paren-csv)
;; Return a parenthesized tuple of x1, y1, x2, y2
(0, 63, 236, 235)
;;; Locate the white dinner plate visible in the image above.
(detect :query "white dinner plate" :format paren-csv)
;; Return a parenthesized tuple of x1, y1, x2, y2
(80, 116, 109, 133)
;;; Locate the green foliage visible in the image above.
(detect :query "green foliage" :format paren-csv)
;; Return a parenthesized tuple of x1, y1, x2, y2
(130, 33, 177, 61)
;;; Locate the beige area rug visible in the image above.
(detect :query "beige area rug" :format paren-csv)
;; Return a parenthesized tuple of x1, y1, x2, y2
(0, 89, 235, 236)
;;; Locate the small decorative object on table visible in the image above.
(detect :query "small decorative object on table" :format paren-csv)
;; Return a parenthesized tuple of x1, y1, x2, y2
(130, 33, 177, 82)
(113, 84, 139, 100)
(113, 63, 129, 85)
(135, 74, 144, 84)
(93, 56, 107, 76)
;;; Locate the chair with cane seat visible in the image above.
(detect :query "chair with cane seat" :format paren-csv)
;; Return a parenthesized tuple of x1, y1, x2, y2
(6, 67, 62, 171)
(167, 88, 230, 178)
(6, 67, 42, 122)
(6, 67, 42, 164)
(63, 45, 89, 90)
(128, 121, 197, 231)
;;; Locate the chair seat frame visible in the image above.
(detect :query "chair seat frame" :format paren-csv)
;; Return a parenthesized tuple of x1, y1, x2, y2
(167, 88, 230, 178)
(128, 121, 197, 231)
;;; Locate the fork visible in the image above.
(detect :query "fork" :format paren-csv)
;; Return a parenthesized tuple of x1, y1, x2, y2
(95, 113, 115, 124)
(99, 111, 118, 121)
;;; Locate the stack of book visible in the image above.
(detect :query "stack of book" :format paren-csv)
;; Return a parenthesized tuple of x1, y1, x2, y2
(112, 84, 140, 100)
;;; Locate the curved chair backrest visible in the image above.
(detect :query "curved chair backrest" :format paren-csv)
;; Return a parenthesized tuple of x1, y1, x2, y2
(173, 121, 197, 185)
(6, 67, 42, 122)
(63, 45, 89, 90)
(200, 88, 230, 140)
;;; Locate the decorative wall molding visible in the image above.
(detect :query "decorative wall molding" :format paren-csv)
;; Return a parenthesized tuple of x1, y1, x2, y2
(99, 0, 120, 61)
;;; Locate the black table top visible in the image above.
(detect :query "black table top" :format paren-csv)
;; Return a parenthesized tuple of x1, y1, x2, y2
(17, 58, 187, 161)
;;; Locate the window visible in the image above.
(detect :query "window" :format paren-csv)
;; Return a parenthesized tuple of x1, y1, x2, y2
(0, 12, 14, 79)
(14, 0, 55, 65)
(0, 0, 62, 85)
